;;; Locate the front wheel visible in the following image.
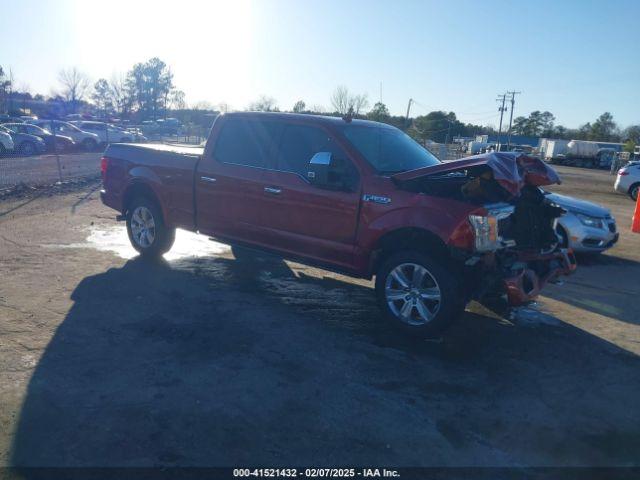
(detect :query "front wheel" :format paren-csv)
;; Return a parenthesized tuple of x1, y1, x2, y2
(375, 251, 464, 337)
(126, 196, 175, 258)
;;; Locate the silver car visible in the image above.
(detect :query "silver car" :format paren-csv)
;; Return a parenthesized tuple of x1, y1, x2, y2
(614, 161, 640, 200)
(546, 192, 618, 253)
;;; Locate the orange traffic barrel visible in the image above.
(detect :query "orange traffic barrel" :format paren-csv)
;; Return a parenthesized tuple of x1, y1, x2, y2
(633, 192, 640, 233)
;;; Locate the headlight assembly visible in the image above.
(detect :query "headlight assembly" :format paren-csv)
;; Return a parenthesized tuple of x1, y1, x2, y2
(576, 213, 604, 229)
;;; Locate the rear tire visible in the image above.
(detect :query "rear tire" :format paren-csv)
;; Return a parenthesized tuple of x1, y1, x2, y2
(375, 251, 464, 337)
(126, 196, 175, 258)
(630, 183, 640, 201)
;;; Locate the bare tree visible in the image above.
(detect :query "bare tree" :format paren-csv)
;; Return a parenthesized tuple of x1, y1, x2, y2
(331, 86, 351, 114)
(352, 94, 369, 115)
(58, 67, 90, 113)
(169, 90, 187, 110)
(331, 86, 368, 115)
(248, 95, 278, 112)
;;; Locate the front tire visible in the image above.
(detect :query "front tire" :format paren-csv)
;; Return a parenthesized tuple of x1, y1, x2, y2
(375, 251, 464, 337)
(126, 196, 175, 258)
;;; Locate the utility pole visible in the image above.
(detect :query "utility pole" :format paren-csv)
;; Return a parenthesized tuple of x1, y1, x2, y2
(496, 93, 507, 151)
(506, 91, 521, 148)
(405, 98, 413, 129)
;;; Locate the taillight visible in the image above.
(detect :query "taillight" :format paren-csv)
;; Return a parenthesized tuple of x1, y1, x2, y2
(618, 169, 629, 176)
(100, 156, 109, 182)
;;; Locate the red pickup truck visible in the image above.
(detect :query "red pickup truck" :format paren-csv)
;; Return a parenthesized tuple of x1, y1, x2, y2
(101, 112, 575, 336)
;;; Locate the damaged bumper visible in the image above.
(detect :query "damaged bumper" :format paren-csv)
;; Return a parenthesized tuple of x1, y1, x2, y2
(504, 248, 577, 305)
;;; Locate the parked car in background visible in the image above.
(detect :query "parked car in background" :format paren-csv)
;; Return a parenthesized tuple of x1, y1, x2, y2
(0, 125, 47, 155)
(2, 123, 74, 153)
(124, 127, 148, 143)
(29, 119, 100, 151)
(614, 161, 640, 200)
(70, 121, 141, 145)
(0, 128, 14, 155)
(546, 192, 618, 253)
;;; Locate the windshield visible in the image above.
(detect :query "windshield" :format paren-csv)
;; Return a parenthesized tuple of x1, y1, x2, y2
(341, 124, 440, 174)
(61, 122, 82, 132)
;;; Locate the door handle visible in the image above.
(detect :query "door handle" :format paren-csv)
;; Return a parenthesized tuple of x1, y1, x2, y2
(201, 176, 217, 183)
(264, 186, 282, 195)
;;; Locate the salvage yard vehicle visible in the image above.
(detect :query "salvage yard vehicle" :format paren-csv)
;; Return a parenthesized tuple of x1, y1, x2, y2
(100, 112, 576, 336)
(0, 127, 14, 155)
(70, 121, 137, 145)
(614, 161, 640, 200)
(2, 122, 74, 153)
(0, 124, 47, 155)
(546, 192, 618, 253)
(29, 119, 101, 151)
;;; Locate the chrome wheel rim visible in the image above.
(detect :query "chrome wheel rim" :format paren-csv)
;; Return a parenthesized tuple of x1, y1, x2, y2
(130, 206, 156, 248)
(385, 263, 441, 326)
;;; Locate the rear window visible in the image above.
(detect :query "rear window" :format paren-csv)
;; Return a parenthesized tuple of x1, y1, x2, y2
(214, 118, 281, 168)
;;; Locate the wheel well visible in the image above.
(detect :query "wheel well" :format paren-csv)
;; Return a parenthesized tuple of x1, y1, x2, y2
(122, 183, 161, 216)
(372, 227, 449, 274)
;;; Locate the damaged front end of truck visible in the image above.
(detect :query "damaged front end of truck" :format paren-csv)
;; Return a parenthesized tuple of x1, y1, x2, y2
(392, 152, 577, 306)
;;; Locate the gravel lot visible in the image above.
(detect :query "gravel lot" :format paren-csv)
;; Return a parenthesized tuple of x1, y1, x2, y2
(0, 165, 639, 468)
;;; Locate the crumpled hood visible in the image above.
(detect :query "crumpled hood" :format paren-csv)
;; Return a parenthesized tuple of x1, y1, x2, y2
(392, 152, 561, 197)
(545, 192, 610, 218)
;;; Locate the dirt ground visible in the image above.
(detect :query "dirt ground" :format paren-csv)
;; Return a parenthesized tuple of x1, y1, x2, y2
(0, 165, 639, 468)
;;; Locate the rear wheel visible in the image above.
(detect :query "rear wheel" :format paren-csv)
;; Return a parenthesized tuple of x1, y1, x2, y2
(126, 196, 175, 258)
(630, 183, 640, 201)
(375, 251, 464, 337)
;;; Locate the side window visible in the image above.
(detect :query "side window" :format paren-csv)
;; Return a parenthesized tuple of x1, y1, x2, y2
(277, 124, 357, 183)
(214, 118, 280, 169)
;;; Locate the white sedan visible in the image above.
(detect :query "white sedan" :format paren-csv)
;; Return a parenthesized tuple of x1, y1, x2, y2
(614, 161, 640, 201)
(70, 121, 136, 145)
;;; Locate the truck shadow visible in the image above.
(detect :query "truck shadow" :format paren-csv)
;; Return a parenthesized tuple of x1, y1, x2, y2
(10, 254, 640, 469)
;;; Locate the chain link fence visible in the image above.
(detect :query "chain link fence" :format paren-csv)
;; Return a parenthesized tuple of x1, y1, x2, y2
(0, 152, 103, 191)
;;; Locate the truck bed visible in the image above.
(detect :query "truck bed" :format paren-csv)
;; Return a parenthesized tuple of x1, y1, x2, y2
(102, 143, 204, 230)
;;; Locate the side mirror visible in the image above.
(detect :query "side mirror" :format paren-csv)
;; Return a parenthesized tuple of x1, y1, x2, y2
(307, 152, 332, 185)
(307, 152, 352, 191)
